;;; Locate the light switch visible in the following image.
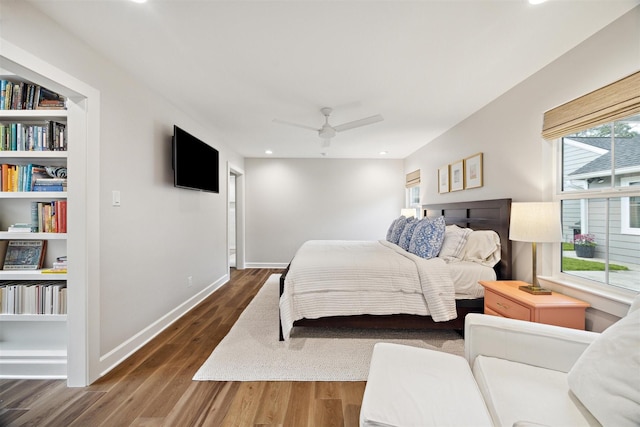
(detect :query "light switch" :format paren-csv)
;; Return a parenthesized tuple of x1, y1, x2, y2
(112, 190, 121, 207)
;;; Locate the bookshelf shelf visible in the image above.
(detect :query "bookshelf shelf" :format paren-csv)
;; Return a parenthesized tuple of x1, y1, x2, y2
(0, 109, 67, 120)
(0, 232, 67, 239)
(0, 314, 66, 322)
(0, 270, 67, 280)
(0, 151, 67, 159)
(0, 192, 67, 199)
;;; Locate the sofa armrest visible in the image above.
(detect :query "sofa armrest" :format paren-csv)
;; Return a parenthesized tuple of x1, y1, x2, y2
(464, 313, 599, 373)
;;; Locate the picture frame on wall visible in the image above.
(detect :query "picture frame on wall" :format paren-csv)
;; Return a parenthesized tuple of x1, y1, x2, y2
(464, 152, 483, 189)
(438, 165, 449, 194)
(450, 160, 464, 191)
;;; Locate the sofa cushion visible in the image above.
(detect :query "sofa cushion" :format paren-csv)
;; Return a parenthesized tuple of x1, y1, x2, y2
(360, 343, 492, 427)
(567, 308, 640, 427)
(472, 355, 599, 426)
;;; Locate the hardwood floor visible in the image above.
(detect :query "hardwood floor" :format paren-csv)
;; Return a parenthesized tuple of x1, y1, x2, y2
(0, 269, 366, 427)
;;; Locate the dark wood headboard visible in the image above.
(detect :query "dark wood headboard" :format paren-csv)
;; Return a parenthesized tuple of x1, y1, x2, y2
(423, 198, 512, 280)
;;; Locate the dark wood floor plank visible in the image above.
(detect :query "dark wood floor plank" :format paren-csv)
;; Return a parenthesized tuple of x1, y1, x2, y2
(0, 268, 373, 427)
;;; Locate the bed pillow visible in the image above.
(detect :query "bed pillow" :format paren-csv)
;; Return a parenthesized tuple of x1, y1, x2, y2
(389, 216, 410, 245)
(438, 224, 473, 261)
(386, 217, 401, 242)
(408, 216, 446, 259)
(398, 218, 419, 251)
(461, 230, 501, 267)
(567, 307, 640, 427)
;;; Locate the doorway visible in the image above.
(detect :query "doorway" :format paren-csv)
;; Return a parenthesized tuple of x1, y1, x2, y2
(228, 164, 245, 270)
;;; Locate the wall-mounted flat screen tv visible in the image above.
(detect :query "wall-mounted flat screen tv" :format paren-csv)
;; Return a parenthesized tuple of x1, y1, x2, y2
(172, 125, 219, 193)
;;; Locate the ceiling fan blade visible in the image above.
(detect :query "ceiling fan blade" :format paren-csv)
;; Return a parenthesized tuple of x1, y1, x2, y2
(272, 118, 319, 132)
(333, 114, 384, 132)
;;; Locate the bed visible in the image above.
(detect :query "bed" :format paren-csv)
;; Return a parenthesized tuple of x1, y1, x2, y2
(279, 198, 512, 340)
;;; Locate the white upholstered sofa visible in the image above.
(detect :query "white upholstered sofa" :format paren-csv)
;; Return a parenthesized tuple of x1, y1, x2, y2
(360, 297, 640, 427)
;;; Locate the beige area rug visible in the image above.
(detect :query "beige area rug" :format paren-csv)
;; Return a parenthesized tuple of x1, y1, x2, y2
(193, 274, 465, 381)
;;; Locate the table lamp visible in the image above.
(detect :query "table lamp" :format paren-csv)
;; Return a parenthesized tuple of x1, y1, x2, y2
(509, 202, 562, 295)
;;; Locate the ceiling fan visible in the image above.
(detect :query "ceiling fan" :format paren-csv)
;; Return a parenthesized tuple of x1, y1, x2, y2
(273, 107, 383, 147)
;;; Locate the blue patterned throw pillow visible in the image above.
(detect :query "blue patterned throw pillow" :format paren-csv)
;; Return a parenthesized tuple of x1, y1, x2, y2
(386, 217, 400, 242)
(389, 216, 410, 245)
(398, 217, 418, 250)
(408, 216, 446, 259)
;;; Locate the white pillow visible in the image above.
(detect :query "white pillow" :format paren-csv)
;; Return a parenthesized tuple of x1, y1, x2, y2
(567, 308, 640, 427)
(438, 224, 472, 261)
(461, 230, 501, 267)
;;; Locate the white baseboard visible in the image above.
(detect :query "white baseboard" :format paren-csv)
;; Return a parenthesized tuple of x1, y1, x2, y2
(97, 273, 229, 379)
(244, 262, 288, 269)
(0, 355, 67, 379)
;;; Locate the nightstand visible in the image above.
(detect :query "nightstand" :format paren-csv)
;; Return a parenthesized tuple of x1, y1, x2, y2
(479, 280, 590, 330)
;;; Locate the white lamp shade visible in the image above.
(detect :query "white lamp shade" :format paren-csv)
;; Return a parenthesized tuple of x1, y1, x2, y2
(510, 202, 562, 243)
(401, 208, 416, 218)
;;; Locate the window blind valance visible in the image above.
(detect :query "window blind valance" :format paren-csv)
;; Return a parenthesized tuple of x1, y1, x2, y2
(542, 70, 640, 140)
(406, 169, 420, 188)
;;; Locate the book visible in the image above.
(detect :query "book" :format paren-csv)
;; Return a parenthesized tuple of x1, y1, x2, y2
(36, 87, 66, 110)
(8, 223, 33, 232)
(2, 240, 47, 270)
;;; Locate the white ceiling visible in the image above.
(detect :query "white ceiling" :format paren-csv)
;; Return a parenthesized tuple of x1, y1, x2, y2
(27, 0, 638, 159)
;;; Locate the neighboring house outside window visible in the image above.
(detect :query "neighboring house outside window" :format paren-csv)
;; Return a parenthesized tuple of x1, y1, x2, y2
(559, 117, 640, 292)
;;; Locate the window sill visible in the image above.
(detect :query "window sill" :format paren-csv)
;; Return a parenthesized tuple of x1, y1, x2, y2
(538, 275, 635, 318)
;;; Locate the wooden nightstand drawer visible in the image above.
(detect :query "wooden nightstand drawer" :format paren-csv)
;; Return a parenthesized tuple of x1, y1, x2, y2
(479, 280, 590, 330)
(485, 291, 531, 321)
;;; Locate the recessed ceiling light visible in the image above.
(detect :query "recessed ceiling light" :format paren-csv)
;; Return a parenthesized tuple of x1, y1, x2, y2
(265, 149, 273, 155)
(528, 0, 547, 4)
(131, 0, 147, 3)
(379, 151, 388, 155)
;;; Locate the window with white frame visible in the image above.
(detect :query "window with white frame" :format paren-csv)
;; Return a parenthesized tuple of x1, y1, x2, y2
(558, 116, 640, 292)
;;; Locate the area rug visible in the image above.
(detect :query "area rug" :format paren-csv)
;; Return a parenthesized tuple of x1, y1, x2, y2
(193, 274, 464, 381)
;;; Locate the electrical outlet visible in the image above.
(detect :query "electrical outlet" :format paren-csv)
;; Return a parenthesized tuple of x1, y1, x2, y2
(187, 276, 193, 287)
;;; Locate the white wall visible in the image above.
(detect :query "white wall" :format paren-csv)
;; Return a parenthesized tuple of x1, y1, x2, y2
(405, 6, 639, 328)
(245, 158, 405, 265)
(2, 1, 244, 380)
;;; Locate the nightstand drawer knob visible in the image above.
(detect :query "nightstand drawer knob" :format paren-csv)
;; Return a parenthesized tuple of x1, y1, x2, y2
(496, 302, 510, 310)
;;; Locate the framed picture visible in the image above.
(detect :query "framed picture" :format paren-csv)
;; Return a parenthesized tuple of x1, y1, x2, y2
(464, 152, 483, 189)
(3, 240, 47, 270)
(450, 160, 464, 192)
(438, 165, 449, 193)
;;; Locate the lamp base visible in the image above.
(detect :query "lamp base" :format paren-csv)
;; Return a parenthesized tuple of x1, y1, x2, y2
(519, 285, 552, 295)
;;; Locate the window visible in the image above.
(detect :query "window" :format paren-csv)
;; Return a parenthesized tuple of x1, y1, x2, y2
(405, 170, 421, 218)
(558, 116, 640, 292)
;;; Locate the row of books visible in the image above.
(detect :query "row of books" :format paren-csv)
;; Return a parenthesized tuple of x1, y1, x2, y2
(0, 281, 67, 315)
(5, 201, 67, 234)
(0, 121, 67, 151)
(1, 164, 67, 192)
(0, 80, 66, 110)
(33, 200, 67, 233)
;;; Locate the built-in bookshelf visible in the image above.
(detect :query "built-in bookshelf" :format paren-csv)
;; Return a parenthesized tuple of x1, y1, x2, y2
(0, 82, 69, 378)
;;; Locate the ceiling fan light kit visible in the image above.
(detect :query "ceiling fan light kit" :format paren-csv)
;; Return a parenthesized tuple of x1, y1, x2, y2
(274, 106, 383, 147)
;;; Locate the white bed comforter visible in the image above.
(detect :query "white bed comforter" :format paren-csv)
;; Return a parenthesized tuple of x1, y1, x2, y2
(279, 240, 457, 340)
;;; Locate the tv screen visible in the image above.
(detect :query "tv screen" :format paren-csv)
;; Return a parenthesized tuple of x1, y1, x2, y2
(172, 125, 219, 193)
